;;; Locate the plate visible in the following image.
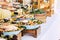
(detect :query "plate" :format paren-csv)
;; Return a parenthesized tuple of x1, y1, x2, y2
(3, 30, 21, 36)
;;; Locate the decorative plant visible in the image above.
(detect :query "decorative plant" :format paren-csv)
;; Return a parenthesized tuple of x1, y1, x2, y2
(30, 9, 45, 14)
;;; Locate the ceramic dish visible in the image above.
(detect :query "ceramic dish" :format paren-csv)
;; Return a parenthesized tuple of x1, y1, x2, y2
(3, 30, 21, 36)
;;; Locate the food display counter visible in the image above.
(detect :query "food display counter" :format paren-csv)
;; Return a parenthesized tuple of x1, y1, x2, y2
(0, 0, 54, 40)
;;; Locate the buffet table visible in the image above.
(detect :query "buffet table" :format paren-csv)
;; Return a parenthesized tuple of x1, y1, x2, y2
(0, 0, 54, 39)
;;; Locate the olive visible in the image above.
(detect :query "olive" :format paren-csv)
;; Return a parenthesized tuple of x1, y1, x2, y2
(0, 31, 3, 37)
(13, 35, 17, 38)
(4, 35, 10, 38)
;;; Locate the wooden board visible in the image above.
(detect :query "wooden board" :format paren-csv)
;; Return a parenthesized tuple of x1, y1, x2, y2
(22, 27, 41, 38)
(17, 32, 21, 40)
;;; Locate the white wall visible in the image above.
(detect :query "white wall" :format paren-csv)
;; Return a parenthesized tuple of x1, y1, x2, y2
(40, 0, 60, 40)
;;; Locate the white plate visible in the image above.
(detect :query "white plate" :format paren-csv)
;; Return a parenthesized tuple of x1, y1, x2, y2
(3, 30, 21, 36)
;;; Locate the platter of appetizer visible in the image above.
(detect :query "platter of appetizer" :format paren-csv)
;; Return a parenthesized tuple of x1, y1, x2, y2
(0, 23, 22, 36)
